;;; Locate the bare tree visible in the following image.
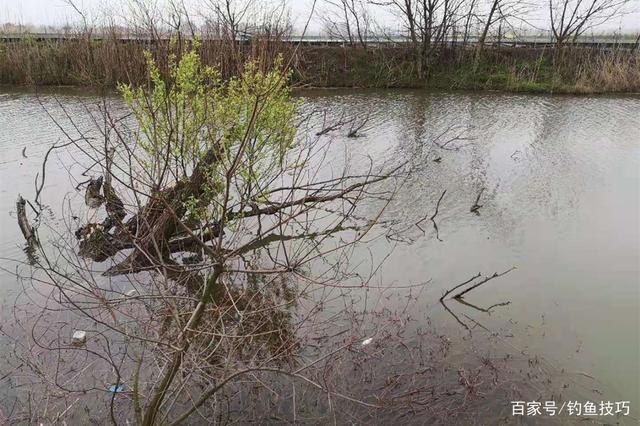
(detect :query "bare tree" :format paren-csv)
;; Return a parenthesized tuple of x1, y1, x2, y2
(476, 0, 501, 52)
(323, 0, 372, 47)
(204, 0, 255, 40)
(548, 0, 631, 45)
(473, 0, 535, 67)
(4, 41, 416, 424)
(461, 0, 480, 46)
(198, 0, 293, 75)
(123, 0, 165, 42)
(200, 0, 259, 73)
(372, 0, 422, 75)
(376, 0, 467, 78)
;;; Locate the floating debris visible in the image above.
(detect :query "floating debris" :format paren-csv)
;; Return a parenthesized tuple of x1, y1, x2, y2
(85, 176, 105, 208)
(16, 195, 35, 244)
(71, 330, 87, 346)
(108, 384, 124, 393)
(361, 337, 373, 346)
(470, 188, 485, 214)
(125, 289, 138, 297)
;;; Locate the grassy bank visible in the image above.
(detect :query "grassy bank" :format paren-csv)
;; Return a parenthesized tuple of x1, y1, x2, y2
(1, 35, 638, 93)
(429, 47, 640, 93)
(298, 45, 640, 93)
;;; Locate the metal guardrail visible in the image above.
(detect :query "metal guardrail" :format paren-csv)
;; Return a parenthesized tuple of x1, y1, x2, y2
(0, 33, 637, 48)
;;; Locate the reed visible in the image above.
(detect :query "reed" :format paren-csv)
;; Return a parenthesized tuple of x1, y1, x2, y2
(572, 48, 640, 93)
(0, 26, 294, 87)
(1, 30, 638, 93)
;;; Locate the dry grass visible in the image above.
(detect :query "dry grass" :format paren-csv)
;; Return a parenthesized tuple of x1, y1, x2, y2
(0, 30, 293, 87)
(1, 32, 638, 93)
(573, 49, 640, 93)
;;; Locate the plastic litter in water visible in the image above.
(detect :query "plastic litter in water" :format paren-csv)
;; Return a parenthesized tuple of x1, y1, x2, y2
(361, 337, 373, 346)
(71, 330, 87, 346)
(108, 384, 125, 393)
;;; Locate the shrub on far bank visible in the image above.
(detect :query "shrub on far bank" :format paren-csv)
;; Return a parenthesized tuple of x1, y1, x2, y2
(1, 36, 638, 94)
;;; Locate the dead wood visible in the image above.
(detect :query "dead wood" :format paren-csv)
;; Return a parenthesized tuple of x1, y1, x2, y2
(452, 268, 516, 299)
(470, 188, 485, 214)
(439, 268, 515, 331)
(347, 115, 369, 138)
(316, 111, 354, 136)
(16, 195, 36, 244)
(84, 177, 104, 208)
(439, 272, 481, 303)
(415, 189, 447, 241)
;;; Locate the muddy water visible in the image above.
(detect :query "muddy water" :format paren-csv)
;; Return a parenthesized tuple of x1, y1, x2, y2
(1, 88, 639, 419)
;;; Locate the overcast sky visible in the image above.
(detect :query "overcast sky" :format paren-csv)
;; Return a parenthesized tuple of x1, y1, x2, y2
(1, 0, 639, 34)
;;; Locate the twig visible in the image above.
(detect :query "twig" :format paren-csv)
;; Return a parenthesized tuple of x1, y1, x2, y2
(430, 189, 447, 241)
(441, 300, 471, 331)
(316, 111, 354, 136)
(453, 267, 516, 299)
(470, 188, 485, 214)
(455, 297, 511, 313)
(415, 189, 446, 241)
(347, 114, 370, 138)
(439, 268, 515, 331)
(439, 273, 481, 303)
(35, 140, 74, 209)
(0, 363, 23, 382)
(16, 196, 36, 245)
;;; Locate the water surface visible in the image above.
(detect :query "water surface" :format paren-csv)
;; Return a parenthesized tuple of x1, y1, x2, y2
(1, 88, 639, 418)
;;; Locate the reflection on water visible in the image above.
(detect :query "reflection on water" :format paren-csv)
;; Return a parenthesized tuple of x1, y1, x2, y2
(1, 88, 639, 419)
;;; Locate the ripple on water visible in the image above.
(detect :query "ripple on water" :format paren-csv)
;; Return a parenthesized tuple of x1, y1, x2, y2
(1, 88, 639, 416)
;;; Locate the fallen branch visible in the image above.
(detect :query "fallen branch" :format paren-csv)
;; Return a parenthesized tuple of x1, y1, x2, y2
(439, 268, 515, 332)
(430, 124, 474, 151)
(455, 297, 511, 313)
(430, 189, 447, 242)
(439, 273, 481, 303)
(453, 268, 516, 299)
(102, 148, 126, 227)
(34, 140, 74, 210)
(316, 111, 354, 136)
(470, 188, 485, 214)
(441, 299, 471, 331)
(415, 189, 446, 241)
(16, 196, 36, 245)
(347, 114, 370, 138)
(440, 267, 515, 302)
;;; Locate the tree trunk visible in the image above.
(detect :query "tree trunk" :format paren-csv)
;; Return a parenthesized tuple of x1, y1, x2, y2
(474, 0, 500, 70)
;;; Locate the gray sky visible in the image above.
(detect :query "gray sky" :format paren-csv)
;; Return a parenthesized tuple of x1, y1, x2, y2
(1, 0, 639, 34)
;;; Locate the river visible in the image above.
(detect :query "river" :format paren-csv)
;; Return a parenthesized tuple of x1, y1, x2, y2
(1, 87, 639, 421)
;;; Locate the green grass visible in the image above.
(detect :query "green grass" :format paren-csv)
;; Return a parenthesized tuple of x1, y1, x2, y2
(2, 41, 636, 93)
(426, 57, 576, 93)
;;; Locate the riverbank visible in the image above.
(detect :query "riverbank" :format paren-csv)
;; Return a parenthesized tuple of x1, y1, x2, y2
(1, 37, 638, 93)
(298, 45, 640, 93)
